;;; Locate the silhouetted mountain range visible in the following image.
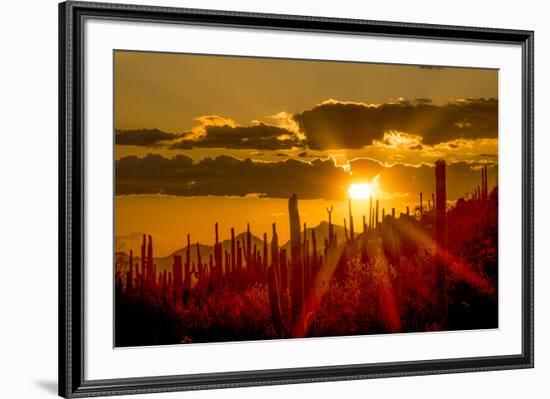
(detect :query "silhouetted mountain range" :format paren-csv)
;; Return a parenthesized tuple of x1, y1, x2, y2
(117, 221, 349, 273)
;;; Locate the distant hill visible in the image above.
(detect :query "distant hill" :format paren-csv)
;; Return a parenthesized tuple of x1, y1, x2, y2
(280, 221, 348, 252)
(118, 222, 354, 274)
(164, 231, 265, 269)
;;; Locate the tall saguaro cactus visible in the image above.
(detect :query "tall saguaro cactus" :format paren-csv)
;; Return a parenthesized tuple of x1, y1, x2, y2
(434, 159, 448, 319)
(214, 223, 223, 277)
(481, 167, 485, 199)
(246, 223, 252, 269)
(230, 228, 235, 274)
(288, 193, 304, 336)
(348, 199, 355, 241)
(343, 218, 348, 241)
(127, 249, 133, 291)
(375, 200, 379, 230)
(147, 235, 154, 288)
(267, 264, 287, 337)
(263, 233, 269, 275)
(184, 234, 191, 290)
(326, 206, 334, 245)
(311, 229, 317, 272)
(271, 223, 279, 279)
(280, 248, 288, 293)
(369, 196, 373, 232)
(140, 234, 146, 288)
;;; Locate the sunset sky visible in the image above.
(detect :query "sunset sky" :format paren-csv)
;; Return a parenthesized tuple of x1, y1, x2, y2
(114, 50, 498, 256)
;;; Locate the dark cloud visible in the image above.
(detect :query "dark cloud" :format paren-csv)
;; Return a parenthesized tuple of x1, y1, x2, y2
(171, 123, 302, 150)
(116, 153, 497, 201)
(293, 98, 498, 148)
(293, 102, 386, 150)
(116, 98, 497, 151)
(116, 154, 349, 200)
(115, 129, 181, 146)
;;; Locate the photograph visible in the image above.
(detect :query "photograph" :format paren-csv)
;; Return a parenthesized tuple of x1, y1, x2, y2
(113, 51, 499, 347)
(0, 0, 542, 396)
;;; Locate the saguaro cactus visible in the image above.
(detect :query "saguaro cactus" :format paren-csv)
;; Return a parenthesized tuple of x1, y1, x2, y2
(263, 232, 268, 275)
(162, 270, 167, 293)
(481, 164, 489, 200)
(280, 248, 288, 293)
(126, 249, 133, 291)
(267, 264, 287, 337)
(348, 199, 355, 241)
(326, 206, 334, 245)
(369, 196, 373, 232)
(172, 254, 183, 300)
(246, 223, 252, 268)
(214, 223, 222, 277)
(375, 200, 380, 230)
(288, 193, 304, 336)
(184, 234, 191, 290)
(196, 242, 202, 272)
(231, 227, 236, 274)
(311, 229, 317, 272)
(271, 224, 279, 264)
(147, 235, 154, 287)
(343, 218, 348, 241)
(271, 223, 279, 280)
(434, 159, 448, 319)
(140, 234, 146, 288)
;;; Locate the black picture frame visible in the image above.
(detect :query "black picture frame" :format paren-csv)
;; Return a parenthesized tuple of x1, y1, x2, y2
(59, 1, 534, 397)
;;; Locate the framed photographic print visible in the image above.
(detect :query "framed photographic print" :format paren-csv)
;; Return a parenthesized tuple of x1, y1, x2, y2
(59, 1, 534, 397)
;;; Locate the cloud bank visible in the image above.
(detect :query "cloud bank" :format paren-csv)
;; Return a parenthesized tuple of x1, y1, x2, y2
(116, 154, 349, 199)
(116, 97, 498, 151)
(115, 128, 181, 146)
(294, 98, 497, 148)
(116, 154, 496, 200)
(170, 123, 301, 150)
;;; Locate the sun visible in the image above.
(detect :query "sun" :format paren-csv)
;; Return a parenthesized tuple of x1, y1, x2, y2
(348, 183, 373, 200)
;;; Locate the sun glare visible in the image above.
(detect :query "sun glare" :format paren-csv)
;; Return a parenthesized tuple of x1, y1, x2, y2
(348, 183, 373, 200)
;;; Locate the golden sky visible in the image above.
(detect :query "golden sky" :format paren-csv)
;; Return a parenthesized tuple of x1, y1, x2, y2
(115, 51, 497, 133)
(114, 50, 498, 255)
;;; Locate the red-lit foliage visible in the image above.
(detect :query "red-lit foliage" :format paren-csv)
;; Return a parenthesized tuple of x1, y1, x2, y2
(115, 163, 497, 346)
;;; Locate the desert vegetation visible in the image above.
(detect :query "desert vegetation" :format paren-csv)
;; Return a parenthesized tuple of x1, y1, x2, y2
(115, 161, 497, 346)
